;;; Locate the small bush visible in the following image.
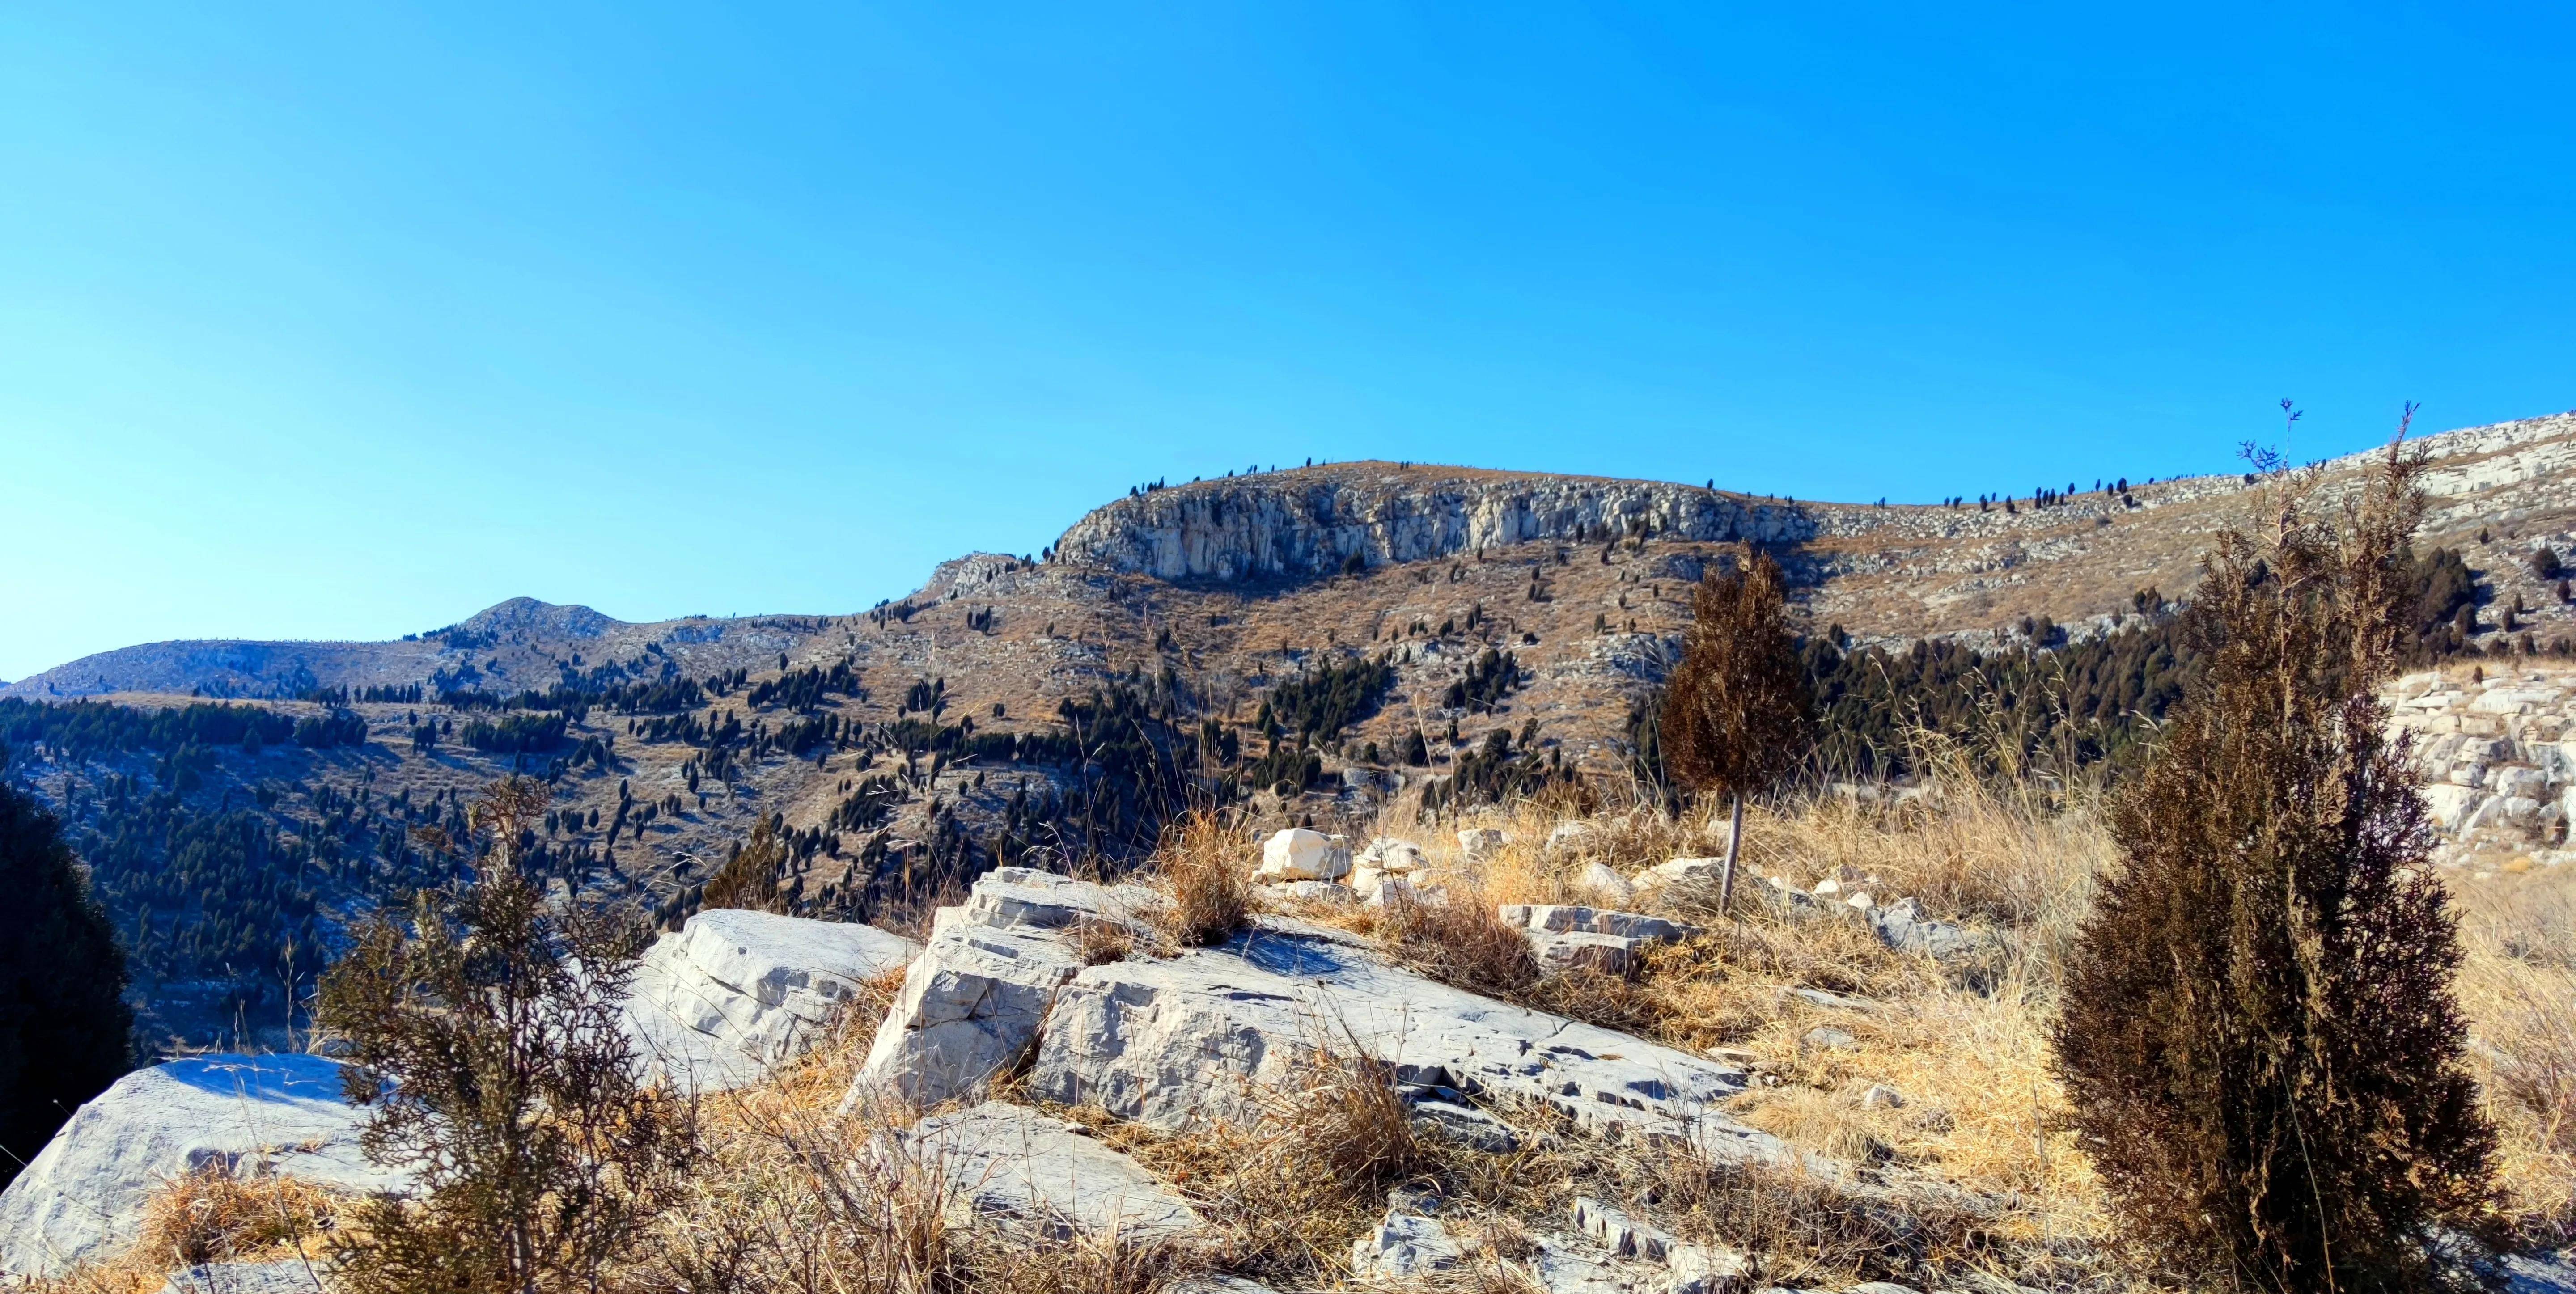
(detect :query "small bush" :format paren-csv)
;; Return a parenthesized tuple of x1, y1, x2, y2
(703, 817, 790, 913)
(1151, 813, 1250, 949)
(2055, 442, 2498, 1292)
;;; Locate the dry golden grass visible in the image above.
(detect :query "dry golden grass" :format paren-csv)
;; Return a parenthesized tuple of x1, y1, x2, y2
(1402, 751, 2576, 1280)
(1147, 812, 1252, 949)
(23, 1163, 343, 1294)
(2452, 865, 2576, 1237)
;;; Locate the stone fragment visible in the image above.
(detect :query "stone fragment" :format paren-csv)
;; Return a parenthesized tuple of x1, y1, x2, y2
(1272, 880, 1352, 903)
(1630, 857, 1726, 904)
(1357, 836, 1429, 873)
(1580, 862, 1638, 905)
(1351, 1211, 1463, 1279)
(1457, 826, 1509, 860)
(1546, 821, 1600, 855)
(1169, 1278, 1282, 1294)
(1666, 1242, 1753, 1294)
(1408, 1099, 1521, 1153)
(1785, 987, 1878, 1013)
(1254, 828, 1351, 881)
(0, 1055, 414, 1278)
(901, 1101, 1204, 1240)
(1856, 1083, 1906, 1110)
(1532, 930, 1648, 977)
(1355, 871, 1417, 907)
(1498, 904, 1699, 943)
(1865, 898, 1995, 967)
(1803, 1026, 1861, 1053)
(625, 908, 919, 1093)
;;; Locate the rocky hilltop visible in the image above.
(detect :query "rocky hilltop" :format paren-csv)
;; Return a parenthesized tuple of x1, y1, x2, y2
(1054, 465, 1817, 582)
(1, 598, 837, 702)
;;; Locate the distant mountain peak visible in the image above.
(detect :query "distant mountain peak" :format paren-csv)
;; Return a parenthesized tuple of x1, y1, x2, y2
(450, 598, 620, 641)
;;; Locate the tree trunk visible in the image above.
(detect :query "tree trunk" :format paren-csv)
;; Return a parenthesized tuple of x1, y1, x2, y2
(1717, 792, 1745, 917)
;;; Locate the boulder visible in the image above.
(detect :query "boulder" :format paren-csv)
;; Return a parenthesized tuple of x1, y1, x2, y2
(1457, 827, 1510, 861)
(1630, 857, 1727, 904)
(0, 1055, 412, 1279)
(1356, 836, 1429, 874)
(1253, 829, 1351, 882)
(1545, 821, 1600, 855)
(625, 908, 919, 1093)
(1025, 912, 1783, 1161)
(899, 1101, 1203, 1241)
(1580, 862, 1637, 905)
(847, 868, 1156, 1109)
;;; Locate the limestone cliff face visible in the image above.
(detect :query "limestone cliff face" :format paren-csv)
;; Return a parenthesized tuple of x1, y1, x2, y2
(1050, 463, 1815, 583)
(2388, 665, 2576, 866)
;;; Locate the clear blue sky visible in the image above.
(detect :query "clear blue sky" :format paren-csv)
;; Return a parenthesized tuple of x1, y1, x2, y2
(5, 3, 2573, 682)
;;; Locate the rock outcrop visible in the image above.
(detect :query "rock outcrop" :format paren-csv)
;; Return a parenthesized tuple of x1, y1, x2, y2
(901, 1101, 1205, 1241)
(1499, 904, 1702, 977)
(624, 908, 920, 1092)
(850, 869, 1161, 1108)
(2389, 668, 2576, 864)
(851, 869, 1785, 1164)
(0, 1055, 410, 1279)
(1052, 467, 1817, 584)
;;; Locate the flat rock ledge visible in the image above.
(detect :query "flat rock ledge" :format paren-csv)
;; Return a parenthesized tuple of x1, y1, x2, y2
(0, 1054, 411, 1279)
(850, 868, 1790, 1166)
(901, 1100, 1205, 1241)
(625, 907, 920, 1093)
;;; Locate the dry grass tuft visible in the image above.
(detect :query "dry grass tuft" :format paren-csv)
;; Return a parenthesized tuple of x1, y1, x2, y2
(136, 1161, 338, 1269)
(1374, 884, 1539, 998)
(24, 1163, 344, 1294)
(1150, 812, 1252, 949)
(1107, 1043, 1453, 1287)
(1069, 916, 1141, 965)
(2453, 867, 2576, 1235)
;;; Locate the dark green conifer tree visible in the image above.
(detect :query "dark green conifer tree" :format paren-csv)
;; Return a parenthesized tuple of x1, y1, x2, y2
(0, 741, 133, 1185)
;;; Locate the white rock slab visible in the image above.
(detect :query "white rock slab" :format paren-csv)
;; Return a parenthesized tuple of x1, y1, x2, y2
(847, 868, 1156, 1108)
(1026, 917, 1784, 1163)
(1254, 829, 1351, 881)
(0, 1055, 411, 1279)
(902, 1101, 1203, 1241)
(625, 908, 919, 1093)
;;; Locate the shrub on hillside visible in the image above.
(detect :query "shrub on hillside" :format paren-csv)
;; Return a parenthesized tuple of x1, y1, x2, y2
(317, 776, 696, 1294)
(2054, 436, 2498, 1292)
(1661, 549, 1813, 906)
(0, 743, 132, 1187)
(702, 816, 789, 913)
